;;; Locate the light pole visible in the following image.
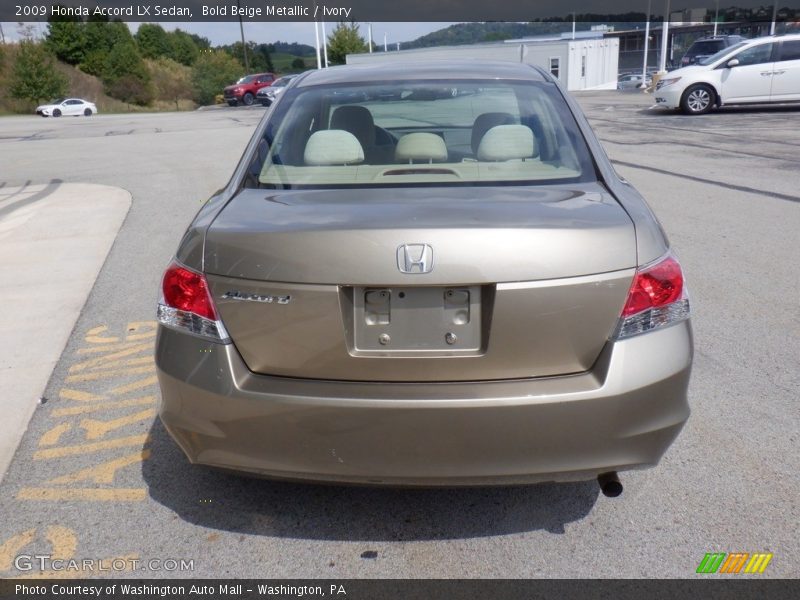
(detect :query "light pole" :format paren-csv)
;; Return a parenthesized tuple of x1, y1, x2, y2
(322, 20, 329, 68)
(313, 20, 322, 69)
(366, 23, 373, 53)
(642, 0, 652, 87)
(658, 0, 671, 73)
(236, 0, 249, 72)
(713, 0, 719, 37)
(770, 2, 778, 35)
(384, 32, 388, 53)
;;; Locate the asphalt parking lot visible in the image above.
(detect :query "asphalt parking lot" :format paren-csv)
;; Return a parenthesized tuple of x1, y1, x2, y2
(0, 91, 798, 578)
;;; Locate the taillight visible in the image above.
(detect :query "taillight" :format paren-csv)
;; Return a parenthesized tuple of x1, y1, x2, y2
(612, 253, 690, 340)
(157, 261, 229, 342)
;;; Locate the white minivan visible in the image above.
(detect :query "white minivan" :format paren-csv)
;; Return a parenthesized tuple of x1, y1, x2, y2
(655, 33, 800, 114)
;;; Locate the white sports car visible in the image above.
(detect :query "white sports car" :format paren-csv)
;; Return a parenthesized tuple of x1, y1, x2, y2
(35, 98, 98, 117)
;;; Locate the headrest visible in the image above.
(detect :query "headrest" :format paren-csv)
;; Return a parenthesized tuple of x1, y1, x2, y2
(471, 112, 515, 154)
(331, 105, 375, 148)
(477, 125, 536, 161)
(395, 133, 448, 163)
(304, 130, 364, 166)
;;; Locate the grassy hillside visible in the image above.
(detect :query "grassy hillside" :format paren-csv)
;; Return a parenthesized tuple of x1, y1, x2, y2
(270, 52, 310, 73)
(0, 44, 195, 115)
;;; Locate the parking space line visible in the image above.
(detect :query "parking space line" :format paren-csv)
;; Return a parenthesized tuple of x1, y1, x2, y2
(77, 341, 146, 355)
(46, 450, 151, 485)
(52, 396, 155, 417)
(0, 529, 36, 570)
(11, 321, 160, 507)
(109, 375, 159, 396)
(38, 424, 73, 447)
(1, 525, 139, 578)
(33, 434, 149, 460)
(80, 409, 156, 440)
(83, 325, 121, 344)
(58, 388, 106, 402)
(68, 343, 153, 372)
(16, 488, 148, 501)
(65, 365, 155, 383)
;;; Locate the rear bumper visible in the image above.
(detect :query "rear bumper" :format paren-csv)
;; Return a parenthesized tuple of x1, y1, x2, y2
(155, 322, 692, 486)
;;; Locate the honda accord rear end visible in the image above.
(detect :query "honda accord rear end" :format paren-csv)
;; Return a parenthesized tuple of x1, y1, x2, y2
(155, 61, 692, 487)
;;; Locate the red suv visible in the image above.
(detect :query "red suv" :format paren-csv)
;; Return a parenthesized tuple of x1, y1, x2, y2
(223, 73, 275, 106)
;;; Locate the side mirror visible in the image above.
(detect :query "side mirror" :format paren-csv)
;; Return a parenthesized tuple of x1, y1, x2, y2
(726, 58, 740, 68)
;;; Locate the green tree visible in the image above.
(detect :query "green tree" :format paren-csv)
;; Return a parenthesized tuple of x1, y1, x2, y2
(327, 22, 367, 65)
(136, 23, 171, 59)
(190, 50, 243, 105)
(291, 57, 306, 70)
(223, 41, 273, 72)
(107, 74, 153, 106)
(80, 49, 108, 77)
(148, 57, 192, 110)
(104, 40, 148, 83)
(188, 33, 211, 50)
(9, 40, 68, 105)
(253, 44, 275, 72)
(103, 40, 152, 104)
(45, 12, 87, 65)
(80, 17, 134, 76)
(167, 29, 200, 65)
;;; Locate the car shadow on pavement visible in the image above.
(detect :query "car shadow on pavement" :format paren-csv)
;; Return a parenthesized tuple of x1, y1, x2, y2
(640, 103, 800, 117)
(142, 419, 599, 541)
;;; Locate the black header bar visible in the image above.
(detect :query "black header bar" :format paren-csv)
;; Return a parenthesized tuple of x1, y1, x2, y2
(4, 1, 800, 23)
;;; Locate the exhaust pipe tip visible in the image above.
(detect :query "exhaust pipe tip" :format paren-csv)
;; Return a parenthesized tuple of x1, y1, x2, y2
(598, 471, 623, 497)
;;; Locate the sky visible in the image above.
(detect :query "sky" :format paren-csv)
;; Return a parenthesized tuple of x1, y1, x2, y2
(0, 21, 457, 47)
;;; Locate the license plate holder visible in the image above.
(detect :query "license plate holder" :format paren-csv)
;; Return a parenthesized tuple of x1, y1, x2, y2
(353, 286, 482, 354)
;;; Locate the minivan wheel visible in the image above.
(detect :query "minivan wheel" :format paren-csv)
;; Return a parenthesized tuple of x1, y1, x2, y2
(681, 84, 715, 115)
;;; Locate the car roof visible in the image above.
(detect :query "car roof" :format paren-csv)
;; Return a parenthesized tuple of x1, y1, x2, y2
(696, 35, 742, 41)
(740, 33, 800, 45)
(296, 61, 549, 87)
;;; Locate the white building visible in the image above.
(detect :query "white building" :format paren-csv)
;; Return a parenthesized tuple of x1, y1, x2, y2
(347, 35, 620, 91)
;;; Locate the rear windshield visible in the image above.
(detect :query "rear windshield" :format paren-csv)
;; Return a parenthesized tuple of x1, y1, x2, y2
(688, 41, 725, 56)
(245, 80, 596, 189)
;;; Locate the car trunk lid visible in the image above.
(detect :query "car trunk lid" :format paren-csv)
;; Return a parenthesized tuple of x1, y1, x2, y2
(204, 185, 636, 381)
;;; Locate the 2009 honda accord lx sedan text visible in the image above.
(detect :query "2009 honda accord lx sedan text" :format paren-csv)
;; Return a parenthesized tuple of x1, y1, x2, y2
(155, 61, 692, 495)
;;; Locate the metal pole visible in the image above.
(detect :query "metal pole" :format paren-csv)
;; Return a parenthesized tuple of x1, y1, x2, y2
(770, 3, 778, 35)
(642, 0, 651, 85)
(368, 23, 373, 52)
(572, 12, 576, 40)
(384, 32, 388, 53)
(322, 21, 329, 68)
(237, 0, 249, 72)
(314, 20, 322, 69)
(0, 22, 5, 44)
(658, 0, 671, 73)
(713, 0, 719, 36)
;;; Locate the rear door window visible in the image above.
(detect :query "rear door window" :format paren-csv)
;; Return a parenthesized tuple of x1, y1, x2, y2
(778, 40, 800, 62)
